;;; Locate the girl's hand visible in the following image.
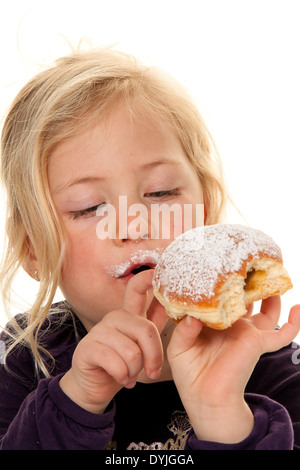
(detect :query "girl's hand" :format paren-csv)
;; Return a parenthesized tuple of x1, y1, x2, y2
(167, 296, 300, 443)
(60, 270, 168, 414)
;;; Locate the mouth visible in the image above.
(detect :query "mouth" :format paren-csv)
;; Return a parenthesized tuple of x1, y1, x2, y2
(131, 264, 153, 275)
(106, 249, 163, 279)
(121, 262, 156, 278)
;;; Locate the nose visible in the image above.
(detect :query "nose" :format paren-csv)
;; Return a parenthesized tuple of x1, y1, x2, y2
(113, 196, 154, 246)
(96, 196, 155, 243)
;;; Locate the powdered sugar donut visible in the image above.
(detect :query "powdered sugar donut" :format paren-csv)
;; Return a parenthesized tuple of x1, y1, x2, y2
(153, 224, 293, 329)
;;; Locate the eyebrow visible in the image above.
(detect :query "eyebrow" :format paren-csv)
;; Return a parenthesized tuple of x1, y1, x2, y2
(52, 176, 105, 195)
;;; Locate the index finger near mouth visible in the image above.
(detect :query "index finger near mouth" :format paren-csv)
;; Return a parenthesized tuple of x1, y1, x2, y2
(122, 269, 155, 317)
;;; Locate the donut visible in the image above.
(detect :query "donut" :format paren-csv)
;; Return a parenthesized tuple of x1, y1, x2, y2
(153, 224, 293, 329)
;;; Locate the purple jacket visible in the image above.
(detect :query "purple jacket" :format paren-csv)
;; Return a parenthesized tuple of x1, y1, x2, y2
(0, 306, 299, 450)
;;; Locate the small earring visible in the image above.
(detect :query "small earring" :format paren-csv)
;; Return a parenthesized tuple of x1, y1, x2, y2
(34, 270, 40, 282)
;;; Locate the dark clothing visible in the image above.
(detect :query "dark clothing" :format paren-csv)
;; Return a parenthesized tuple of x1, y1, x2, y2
(0, 306, 299, 450)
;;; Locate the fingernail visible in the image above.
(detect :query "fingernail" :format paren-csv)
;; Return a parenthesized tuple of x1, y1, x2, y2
(125, 381, 136, 389)
(185, 315, 192, 326)
(121, 376, 130, 386)
(149, 368, 162, 379)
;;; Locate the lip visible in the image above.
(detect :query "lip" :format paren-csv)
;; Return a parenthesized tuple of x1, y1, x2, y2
(119, 260, 157, 279)
(106, 249, 163, 279)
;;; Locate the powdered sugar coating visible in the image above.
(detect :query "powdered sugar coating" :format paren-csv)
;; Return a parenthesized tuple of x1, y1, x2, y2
(106, 248, 163, 277)
(153, 224, 282, 304)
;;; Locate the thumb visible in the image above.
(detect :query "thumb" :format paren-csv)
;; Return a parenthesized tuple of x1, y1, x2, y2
(169, 315, 203, 355)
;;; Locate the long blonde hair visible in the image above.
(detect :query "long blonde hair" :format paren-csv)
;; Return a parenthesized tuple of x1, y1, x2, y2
(0, 47, 228, 376)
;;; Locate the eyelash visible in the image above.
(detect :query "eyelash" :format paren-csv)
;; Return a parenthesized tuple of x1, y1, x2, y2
(145, 189, 181, 199)
(70, 189, 181, 220)
(70, 204, 104, 220)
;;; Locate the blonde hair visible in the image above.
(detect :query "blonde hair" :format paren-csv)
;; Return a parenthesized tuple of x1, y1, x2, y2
(0, 48, 228, 376)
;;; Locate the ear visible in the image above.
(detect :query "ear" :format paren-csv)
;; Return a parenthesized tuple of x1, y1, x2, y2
(23, 237, 40, 281)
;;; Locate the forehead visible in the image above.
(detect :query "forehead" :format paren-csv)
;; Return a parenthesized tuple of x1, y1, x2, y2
(48, 104, 188, 179)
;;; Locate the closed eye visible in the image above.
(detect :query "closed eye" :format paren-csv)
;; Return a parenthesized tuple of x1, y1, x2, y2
(70, 204, 105, 220)
(144, 189, 181, 199)
(70, 189, 181, 219)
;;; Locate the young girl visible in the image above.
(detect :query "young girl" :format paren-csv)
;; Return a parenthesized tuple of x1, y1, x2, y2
(0, 48, 299, 450)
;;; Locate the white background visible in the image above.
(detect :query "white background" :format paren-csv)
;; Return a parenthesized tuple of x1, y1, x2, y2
(0, 0, 299, 342)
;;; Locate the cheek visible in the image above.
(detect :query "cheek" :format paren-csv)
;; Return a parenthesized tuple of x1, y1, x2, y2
(58, 231, 113, 311)
(61, 229, 100, 276)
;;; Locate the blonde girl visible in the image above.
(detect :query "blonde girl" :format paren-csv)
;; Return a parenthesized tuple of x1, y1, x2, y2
(0, 48, 299, 450)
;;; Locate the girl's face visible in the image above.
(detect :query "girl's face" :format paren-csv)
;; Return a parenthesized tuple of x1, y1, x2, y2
(48, 104, 204, 330)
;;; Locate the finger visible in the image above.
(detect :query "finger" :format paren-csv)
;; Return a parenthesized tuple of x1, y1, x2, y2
(244, 303, 254, 318)
(122, 269, 155, 316)
(95, 327, 144, 381)
(260, 295, 281, 315)
(261, 304, 300, 354)
(98, 345, 129, 385)
(147, 297, 169, 334)
(168, 315, 203, 357)
(79, 340, 129, 385)
(121, 314, 164, 379)
(251, 296, 281, 330)
(105, 310, 164, 379)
